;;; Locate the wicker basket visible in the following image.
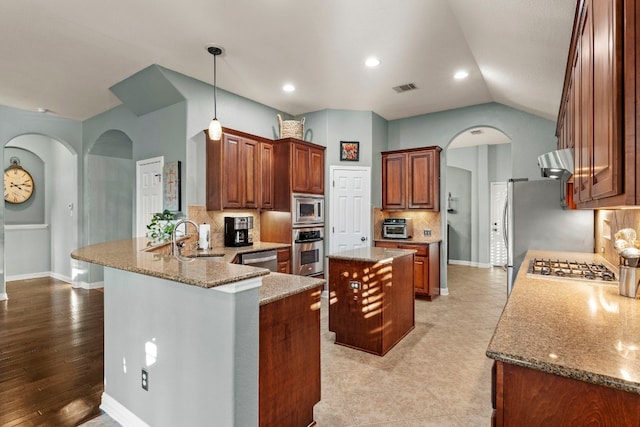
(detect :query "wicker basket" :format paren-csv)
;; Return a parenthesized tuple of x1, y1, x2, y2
(277, 114, 305, 139)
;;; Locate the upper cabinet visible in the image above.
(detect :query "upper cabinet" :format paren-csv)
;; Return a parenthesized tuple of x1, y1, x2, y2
(558, 0, 636, 208)
(273, 138, 326, 211)
(206, 129, 273, 210)
(382, 146, 441, 211)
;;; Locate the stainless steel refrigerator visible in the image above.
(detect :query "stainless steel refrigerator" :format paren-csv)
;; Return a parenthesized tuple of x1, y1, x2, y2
(504, 179, 594, 294)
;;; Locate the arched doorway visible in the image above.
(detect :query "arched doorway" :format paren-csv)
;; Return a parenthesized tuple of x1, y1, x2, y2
(445, 126, 511, 267)
(84, 130, 134, 285)
(3, 134, 78, 292)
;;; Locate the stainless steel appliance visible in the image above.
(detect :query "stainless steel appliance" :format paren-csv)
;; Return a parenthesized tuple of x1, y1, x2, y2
(527, 258, 615, 282)
(224, 216, 253, 247)
(504, 179, 594, 294)
(382, 218, 413, 239)
(292, 194, 324, 227)
(239, 250, 277, 272)
(292, 227, 324, 276)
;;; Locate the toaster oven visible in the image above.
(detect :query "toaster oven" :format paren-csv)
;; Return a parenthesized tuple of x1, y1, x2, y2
(382, 218, 413, 239)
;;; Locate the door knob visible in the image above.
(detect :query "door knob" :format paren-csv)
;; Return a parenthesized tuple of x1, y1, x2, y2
(361, 236, 367, 241)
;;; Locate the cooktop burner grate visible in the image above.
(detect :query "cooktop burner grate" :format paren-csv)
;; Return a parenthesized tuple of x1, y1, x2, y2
(528, 258, 616, 282)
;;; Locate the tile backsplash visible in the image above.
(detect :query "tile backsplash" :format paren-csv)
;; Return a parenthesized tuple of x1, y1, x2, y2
(188, 205, 260, 248)
(595, 209, 640, 266)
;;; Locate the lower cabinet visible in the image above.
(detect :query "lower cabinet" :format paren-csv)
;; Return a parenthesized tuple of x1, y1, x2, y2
(277, 247, 291, 274)
(259, 287, 321, 426)
(374, 241, 440, 300)
(492, 361, 640, 426)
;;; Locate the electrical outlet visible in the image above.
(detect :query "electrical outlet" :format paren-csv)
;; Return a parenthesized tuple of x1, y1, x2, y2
(424, 229, 432, 237)
(141, 368, 149, 391)
(349, 281, 361, 290)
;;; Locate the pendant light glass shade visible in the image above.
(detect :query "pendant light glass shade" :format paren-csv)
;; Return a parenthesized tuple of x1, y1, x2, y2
(207, 45, 223, 140)
(208, 118, 222, 140)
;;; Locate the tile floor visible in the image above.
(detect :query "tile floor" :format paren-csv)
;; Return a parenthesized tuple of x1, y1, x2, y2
(84, 264, 507, 426)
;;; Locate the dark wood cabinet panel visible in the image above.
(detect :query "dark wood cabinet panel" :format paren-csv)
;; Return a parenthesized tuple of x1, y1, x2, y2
(206, 130, 264, 210)
(276, 247, 291, 274)
(382, 147, 441, 211)
(292, 143, 311, 193)
(259, 286, 321, 427)
(309, 147, 325, 194)
(259, 142, 274, 209)
(375, 241, 440, 300)
(492, 361, 640, 426)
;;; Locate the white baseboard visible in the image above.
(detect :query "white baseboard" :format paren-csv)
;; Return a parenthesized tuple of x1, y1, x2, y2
(440, 287, 449, 296)
(6, 271, 51, 282)
(50, 271, 72, 283)
(73, 280, 104, 290)
(100, 393, 150, 427)
(0, 293, 7, 301)
(448, 259, 491, 268)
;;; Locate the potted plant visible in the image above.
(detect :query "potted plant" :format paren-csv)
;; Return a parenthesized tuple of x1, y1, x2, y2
(146, 209, 177, 245)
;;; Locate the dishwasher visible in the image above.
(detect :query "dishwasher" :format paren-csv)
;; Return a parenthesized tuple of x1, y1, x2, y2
(239, 249, 278, 272)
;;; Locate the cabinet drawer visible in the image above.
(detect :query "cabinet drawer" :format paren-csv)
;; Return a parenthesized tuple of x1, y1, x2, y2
(398, 244, 428, 256)
(277, 248, 290, 262)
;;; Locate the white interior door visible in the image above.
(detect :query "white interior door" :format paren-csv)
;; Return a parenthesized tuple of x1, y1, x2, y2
(329, 166, 371, 254)
(136, 156, 164, 237)
(490, 181, 508, 267)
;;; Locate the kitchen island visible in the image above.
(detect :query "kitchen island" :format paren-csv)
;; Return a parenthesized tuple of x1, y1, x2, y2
(487, 249, 640, 426)
(72, 238, 323, 427)
(327, 247, 415, 356)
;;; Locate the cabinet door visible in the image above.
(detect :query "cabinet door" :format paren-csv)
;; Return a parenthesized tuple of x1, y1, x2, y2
(223, 134, 243, 208)
(308, 147, 325, 194)
(292, 143, 311, 193)
(399, 244, 429, 296)
(382, 153, 406, 209)
(577, 3, 593, 203)
(242, 138, 260, 208)
(408, 150, 439, 210)
(428, 242, 440, 299)
(591, 0, 623, 200)
(260, 142, 274, 209)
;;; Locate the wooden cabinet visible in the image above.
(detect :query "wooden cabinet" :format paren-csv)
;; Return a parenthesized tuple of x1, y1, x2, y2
(259, 286, 321, 426)
(272, 138, 326, 211)
(259, 142, 274, 210)
(276, 247, 291, 274)
(558, 0, 637, 208)
(374, 241, 440, 300)
(206, 129, 274, 210)
(492, 361, 640, 426)
(382, 147, 441, 211)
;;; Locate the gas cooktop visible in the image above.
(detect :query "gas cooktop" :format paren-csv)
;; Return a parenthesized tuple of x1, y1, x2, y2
(527, 258, 616, 282)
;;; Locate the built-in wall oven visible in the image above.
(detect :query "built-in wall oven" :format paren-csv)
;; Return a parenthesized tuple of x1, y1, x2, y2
(293, 193, 324, 227)
(292, 227, 324, 276)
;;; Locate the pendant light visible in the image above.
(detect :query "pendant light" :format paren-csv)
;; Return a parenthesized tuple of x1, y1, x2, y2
(207, 45, 224, 140)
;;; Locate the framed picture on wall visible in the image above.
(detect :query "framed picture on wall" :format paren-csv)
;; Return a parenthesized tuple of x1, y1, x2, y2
(163, 160, 181, 211)
(340, 141, 359, 161)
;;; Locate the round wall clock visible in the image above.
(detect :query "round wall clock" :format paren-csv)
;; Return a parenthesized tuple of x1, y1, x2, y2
(4, 164, 35, 204)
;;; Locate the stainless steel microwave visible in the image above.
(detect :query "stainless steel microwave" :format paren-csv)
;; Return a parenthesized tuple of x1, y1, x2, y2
(382, 218, 413, 239)
(292, 194, 324, 227)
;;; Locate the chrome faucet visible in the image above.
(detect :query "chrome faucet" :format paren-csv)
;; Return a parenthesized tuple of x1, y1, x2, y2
(171, 219, 199, 257)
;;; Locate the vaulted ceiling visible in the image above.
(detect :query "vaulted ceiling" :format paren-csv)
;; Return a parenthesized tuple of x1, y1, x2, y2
(0, 0, 576, 122)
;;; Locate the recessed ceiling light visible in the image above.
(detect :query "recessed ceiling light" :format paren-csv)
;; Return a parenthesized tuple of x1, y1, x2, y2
(283, 83, 295, 92)
(454, 70, 469, 80)
(365, 57, 381, 68)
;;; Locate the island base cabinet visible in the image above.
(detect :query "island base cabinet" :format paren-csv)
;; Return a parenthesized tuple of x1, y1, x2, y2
(328, 255, 414, 356)
(492, 361, 640, 426)
(259, 287, 321, 427)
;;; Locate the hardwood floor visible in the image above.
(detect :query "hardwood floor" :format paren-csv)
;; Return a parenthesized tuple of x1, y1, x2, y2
(0, 278, 104, 426)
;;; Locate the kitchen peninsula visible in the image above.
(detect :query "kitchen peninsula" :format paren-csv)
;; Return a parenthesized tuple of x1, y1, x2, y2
(487, 250, 640, 426)
(72, 237, 323, 427)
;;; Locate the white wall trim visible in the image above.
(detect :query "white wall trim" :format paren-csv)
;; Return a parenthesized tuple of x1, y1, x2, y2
(6, 272, 51, 282)
(0, 293, 7, 301)
(4, 223, 49, 230)
(440, 287, 449, 296)
(72, 280, 104, 289)
(50, 271, 72, 283)
(101, 393, 150, 427)
(448, 259, 492, 268)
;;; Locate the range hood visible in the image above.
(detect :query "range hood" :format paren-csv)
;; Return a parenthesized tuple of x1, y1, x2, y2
(538, 148, 573, 180)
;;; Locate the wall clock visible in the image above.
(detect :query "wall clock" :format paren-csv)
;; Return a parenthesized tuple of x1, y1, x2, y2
(4, 160, 34, 204)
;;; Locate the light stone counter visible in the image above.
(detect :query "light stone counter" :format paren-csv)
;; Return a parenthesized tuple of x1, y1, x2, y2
(487, 249, 640, 395)
(260, 272, 324, 306)
(326, 246, 416, 263)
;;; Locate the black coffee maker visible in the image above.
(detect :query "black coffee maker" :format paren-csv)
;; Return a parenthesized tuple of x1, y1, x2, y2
(224, 216, 254, 247)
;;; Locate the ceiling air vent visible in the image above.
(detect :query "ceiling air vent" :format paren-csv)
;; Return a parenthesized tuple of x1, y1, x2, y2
(392, 83, 418, 93)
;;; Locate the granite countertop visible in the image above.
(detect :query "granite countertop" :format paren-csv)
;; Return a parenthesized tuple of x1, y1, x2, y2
(71, 238, 302, 298)
(373, 237, 442, 244)
(487, 249, 640, 395)
(327, 246, 416, 262)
